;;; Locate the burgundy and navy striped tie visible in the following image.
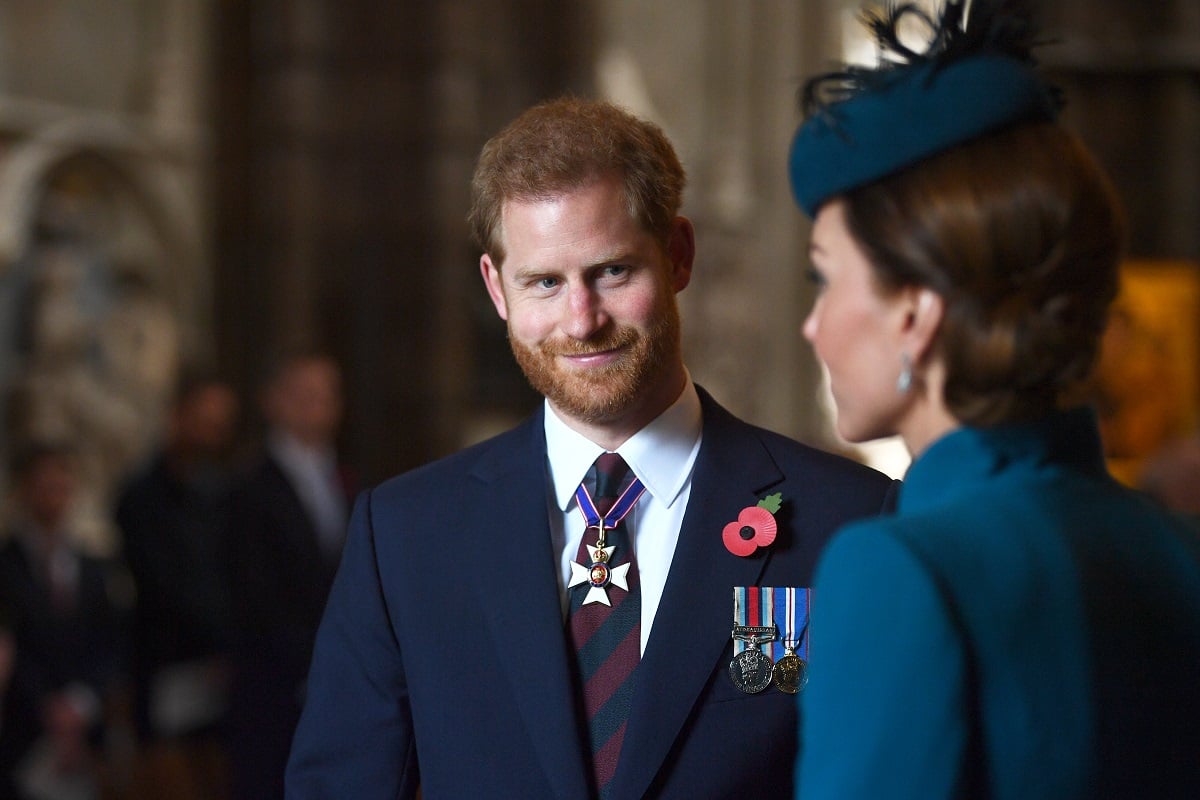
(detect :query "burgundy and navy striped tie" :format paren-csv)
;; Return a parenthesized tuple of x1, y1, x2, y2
(569, 453, 641, 798)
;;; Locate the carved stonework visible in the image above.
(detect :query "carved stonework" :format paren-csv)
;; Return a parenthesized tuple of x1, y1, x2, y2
(0, 2, 209, 554)
(2, 158, 182, 553)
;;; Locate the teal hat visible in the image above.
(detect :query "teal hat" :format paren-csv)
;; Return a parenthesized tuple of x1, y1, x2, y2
(788, 0, 1061, 217)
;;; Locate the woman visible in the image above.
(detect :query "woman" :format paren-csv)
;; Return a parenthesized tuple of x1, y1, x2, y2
(788, 2, 1200, 798)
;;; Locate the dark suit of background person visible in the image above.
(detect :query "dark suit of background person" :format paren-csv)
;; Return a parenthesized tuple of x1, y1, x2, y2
(287, 97, 898, 800)
(115, 373, 239, 799)
(0, 618, 13, 795)
(786, 3, 1200, 798)
(225, 352, 353, 800)
(0, 442, 125, 800)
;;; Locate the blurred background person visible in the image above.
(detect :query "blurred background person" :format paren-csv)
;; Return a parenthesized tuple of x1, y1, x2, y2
(0, 441, 127, 800)
(1138, 433, 1200, 524)
(0, 611, 16, 796)
(224, 349, 354, 800)
(0, 618, 13, 706)
(114, 369, 240, 800)
(787, 1, 1200, 797)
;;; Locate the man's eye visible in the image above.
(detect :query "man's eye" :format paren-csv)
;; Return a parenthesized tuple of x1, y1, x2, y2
(805, 268, 827, 290)
(536, 277, 560, 290)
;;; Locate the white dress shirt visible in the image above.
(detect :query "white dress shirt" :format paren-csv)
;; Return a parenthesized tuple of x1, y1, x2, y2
(544, 377, 703, 655)
(269, 431, 347, 554)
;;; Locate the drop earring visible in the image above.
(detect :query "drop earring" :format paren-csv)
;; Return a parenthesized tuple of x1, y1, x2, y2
(897, 354, 913, 394)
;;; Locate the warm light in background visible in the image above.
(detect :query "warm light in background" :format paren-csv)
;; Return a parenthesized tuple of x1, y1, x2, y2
(1093, 260, 1200, 487)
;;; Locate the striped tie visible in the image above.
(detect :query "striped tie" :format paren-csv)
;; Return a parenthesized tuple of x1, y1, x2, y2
(569, 453, 640, 798)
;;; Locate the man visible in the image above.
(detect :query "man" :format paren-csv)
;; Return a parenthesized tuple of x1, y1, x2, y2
(0, 441, 125, 800)
(225, 351, 354, 800)
(115, 370, 239, 799)
(287, 97, 897, 799)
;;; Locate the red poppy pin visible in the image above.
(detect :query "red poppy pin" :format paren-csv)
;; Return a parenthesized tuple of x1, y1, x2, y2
(722, 493, 783, 557)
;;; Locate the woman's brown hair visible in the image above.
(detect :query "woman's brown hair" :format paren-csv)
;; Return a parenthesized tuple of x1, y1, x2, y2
(841, 122, 1127, 426)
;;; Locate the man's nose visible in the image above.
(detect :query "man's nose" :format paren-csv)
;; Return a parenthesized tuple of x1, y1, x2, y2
(561, 283, 607, 340)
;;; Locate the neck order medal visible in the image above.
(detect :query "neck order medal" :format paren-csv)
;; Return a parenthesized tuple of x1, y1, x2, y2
(568, 475, 645, 606)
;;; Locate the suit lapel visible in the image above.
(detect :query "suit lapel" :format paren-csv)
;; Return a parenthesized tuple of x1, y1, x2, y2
(466, 415, 591, 800)
(611, 394, 783, 799)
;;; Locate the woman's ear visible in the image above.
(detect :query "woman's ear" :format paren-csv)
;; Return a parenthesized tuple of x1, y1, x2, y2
(900, 286, 944, 363)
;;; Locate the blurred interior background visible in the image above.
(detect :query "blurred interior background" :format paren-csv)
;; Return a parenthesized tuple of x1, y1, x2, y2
(0, 3, 1198, 798)
(1, 0, 1198, 554)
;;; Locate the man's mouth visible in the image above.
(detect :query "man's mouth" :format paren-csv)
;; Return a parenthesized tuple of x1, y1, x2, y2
(559, 346, 624, 367)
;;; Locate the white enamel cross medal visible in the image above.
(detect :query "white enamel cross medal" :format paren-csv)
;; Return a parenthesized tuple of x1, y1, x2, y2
(568, 518, 631, 606)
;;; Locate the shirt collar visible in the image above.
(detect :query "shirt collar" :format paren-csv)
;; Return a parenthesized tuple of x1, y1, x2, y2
(269, 430, 335, 470)
(544, 376, 703, 513)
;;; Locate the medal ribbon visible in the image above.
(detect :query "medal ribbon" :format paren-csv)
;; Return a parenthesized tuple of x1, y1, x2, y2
(772, 586, 811, 661)
(574, 476, 646, 534)
(733, 586, 778, 656)
(734, 587, 812, 659)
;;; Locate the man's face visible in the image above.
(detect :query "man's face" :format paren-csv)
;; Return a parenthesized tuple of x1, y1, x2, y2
(21, 455, 76, 531)
(176, 385, 239, 457)
(266, 358, 343, 447)
(480, 176, 693, 439)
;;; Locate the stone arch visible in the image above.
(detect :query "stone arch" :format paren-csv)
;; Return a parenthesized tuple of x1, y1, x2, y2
(0, 124, 200, 554)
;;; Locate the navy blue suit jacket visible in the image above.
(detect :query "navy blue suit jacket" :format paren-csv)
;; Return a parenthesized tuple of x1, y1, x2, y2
(287, 389, 897, 799)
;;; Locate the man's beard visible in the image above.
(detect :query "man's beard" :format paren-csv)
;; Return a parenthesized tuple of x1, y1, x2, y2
(509, 302, 682, 425)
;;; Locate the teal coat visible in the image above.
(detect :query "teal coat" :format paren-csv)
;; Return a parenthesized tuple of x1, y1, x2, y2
(796, 408, 1200, 799)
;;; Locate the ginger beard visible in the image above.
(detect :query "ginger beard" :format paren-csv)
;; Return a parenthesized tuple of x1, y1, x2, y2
(509, 298, 682, 425)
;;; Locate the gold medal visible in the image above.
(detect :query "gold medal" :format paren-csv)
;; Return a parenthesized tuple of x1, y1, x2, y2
(772, 650, 808, 694)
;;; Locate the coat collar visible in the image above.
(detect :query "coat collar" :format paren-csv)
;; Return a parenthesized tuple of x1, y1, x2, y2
(901, 406, 1109, 515)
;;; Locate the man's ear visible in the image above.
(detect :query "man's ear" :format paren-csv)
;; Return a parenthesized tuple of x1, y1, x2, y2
(480, 254, 508, 321)
(900, 286, 944, 363)
(666, 216, 695, 292)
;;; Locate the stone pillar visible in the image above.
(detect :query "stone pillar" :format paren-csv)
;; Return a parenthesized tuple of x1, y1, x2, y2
(593, 1, 842, 446)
